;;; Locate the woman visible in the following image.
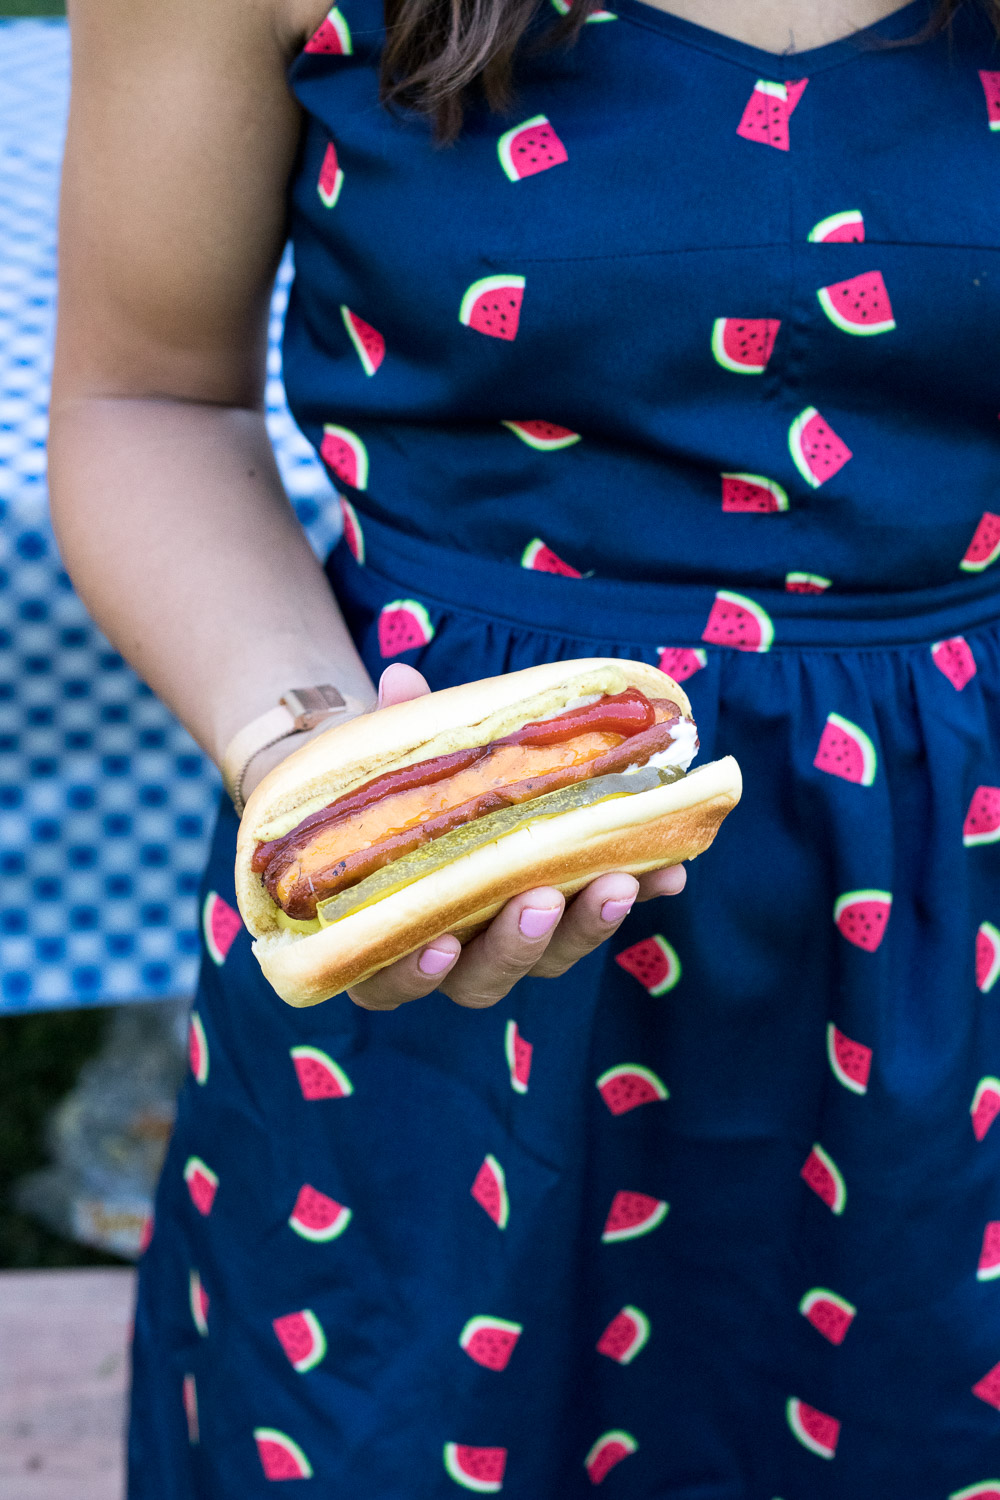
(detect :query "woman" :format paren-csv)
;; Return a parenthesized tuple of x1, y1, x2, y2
(48, 0, 1000, 1492)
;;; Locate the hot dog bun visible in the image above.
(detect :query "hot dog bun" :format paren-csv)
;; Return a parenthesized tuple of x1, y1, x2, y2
(235, 659, 741, 1006)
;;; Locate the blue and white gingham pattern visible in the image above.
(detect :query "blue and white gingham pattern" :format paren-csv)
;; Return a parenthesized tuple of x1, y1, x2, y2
(0, 20, 339, 1011)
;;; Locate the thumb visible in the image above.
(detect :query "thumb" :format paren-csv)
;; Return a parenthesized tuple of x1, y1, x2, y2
(377, 662, 431, 709)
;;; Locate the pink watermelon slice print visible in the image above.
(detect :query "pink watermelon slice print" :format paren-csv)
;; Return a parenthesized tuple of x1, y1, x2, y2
(321, 423, 368, 489)
(596, 1064, 669, 1115)
(721, 472, 789, 512)
(978, 1221, 1000, 1282)
(502, 419, 580, 450)
(974, 1362, 1000, 1410)
(785, 571, 832, 593)
(596, 1305, 650, 1364)
(789, 407, 853, 488)
(304, 5, 352, 53)
(963, 787, 1000, 846)
(202, 891, 242, 966)
(340, 306, 384, 376)
(817, 271, 895, 335)
(189, 1269, 209, 1336)
(980, 71, 1000, 129)
(273, 1310, 327, 1373)
(290, 1045, 353, 1099)
(443, 1444, 507, 1493)
(317, 140, 344, 208)
(977, 923, 1000, 994)
(377, 599, 435, 657)
(950, 1486, 1000, 1500)
(932, 636, 976, 690)
(339, 495, 365, 563)
(711, 318, 780, 374)
(183, 1157, 218, 1217)
(459, 1316, 522, 1371)
(799, 1288, 856, 1345)
(138, 1214, 154, 1255)
(551, 0, 617, 19)
(289, 1183, 352, 1241)
(702, 590, 774, 652)
(497, 115, 568, 180)
(188, 1011, 209, 1084)
(521, 538, 582, 576)
(182, 1373, 199, 1445)
(813, 712, 877, 786)
(657, 647, 706, 682)
(601, 1190, 669, 1243)
(504, 1019, 532, 1094)
(786, 1398, 840, 1459)
(459, 276, 525, 340)
(254, 1428, 314, 1481)
(471, 1154, 509, 1229)
(808, 210, 865, 243)
(834, 890, 892, 952)
(615, 935, 681, 994)
(584, 1430, 638, 1485)
(736, 79, 807, 151)
(961, 513, 1000, 572)
(800, 1143, 846, 1214)
(972, 1077, 1000, 1142)
(826, 1023, 872, 1095)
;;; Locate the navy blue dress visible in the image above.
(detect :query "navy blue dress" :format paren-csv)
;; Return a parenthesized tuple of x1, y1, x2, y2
(129, 3, 1000, 1495)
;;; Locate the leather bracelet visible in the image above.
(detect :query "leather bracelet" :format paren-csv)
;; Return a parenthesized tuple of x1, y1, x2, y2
(221, 684, 370, 816)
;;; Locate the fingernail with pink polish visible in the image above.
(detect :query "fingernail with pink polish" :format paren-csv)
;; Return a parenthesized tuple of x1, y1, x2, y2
(601, 897, 635, 925)
(419, 946, 455, 976)
(519, 906, 561, 939)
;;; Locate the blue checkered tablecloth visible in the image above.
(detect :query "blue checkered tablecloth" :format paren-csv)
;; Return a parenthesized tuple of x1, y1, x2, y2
(0, 20, 339, 1012)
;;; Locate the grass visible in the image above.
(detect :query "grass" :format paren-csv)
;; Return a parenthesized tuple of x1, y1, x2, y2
(0, 1, 65, 14)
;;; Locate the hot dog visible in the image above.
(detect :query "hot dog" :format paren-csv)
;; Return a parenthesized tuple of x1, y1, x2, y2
(235, 659, 741, 1006)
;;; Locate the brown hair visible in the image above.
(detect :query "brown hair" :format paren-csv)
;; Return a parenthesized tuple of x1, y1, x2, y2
(380, 0, 1000, 141)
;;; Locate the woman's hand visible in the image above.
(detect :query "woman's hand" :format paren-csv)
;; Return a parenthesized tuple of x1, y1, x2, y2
(346, 664, 686, 1013)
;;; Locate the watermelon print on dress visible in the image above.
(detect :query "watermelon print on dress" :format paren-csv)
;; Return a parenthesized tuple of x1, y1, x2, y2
(711, 318, 780, 374)
(974, 1362, 1000, 1411)
(254, 1428, 314, 1481)
(273, 1310, 328, 1373)
(702, 590, 774, 652)
(584, 1431, 638, 1485)
(786, 1398, 840, 1460)
(980, 71, 1000, 129)
(801, 1143, 846, 1214)
(471, 1155, 509, 1229)
(721, 473, 789, 513)
(291, 1045, 353, 1099)
(808, 210, 865, 243)
(202, 891, 241, 966)
(827, 1023, 872, 1095)
(321, 423, 368, 489)
(551, 0, 617, 19)
(317, 141, 344, 208)
(189, 1269, 209, 1336)
(340, 306, 385, 376)
(932, 636, 976, 690)
(289, 1184, 352, 1241)
(497, 116, 568, 181)
(950, 1486, 1000, 1500)
(813, 712, 877, 786)
(188, 1011, 209, 1084)
(444, 1443, 507, 1493)
(502, 420, 580, 450)
(459, 1316, 522, 1371)
(521, 538, 582, 576)
(834, 890, 892, 952)
(459, 277, 525, 340)
(736, 79, 807, 151)
(817, 271, 896, 335)
(972, 1078, 1000, 1142)
(504, 1019, 532, 1094)
(789, 407, 853, 488)
(596, 1064, 668, 1115)
(378, 599, 435, 657)
(799, 1288, 856, 1345)
(183, 1157, 218, 1217)
(977, 923, 1000, 994)
(963, 787, 1000, 846)
(615, 935, 680, 994)
(182, 1373, 199, 1445)
(961, 513, 1000, 572)
(596, 1305, 650, 1364)
(339, 495, 365, 563)
(304, 5, 352, 53)
(657, 647, 706, 682)
(785, 571, 832, 593)
(601, 1190, 669, 1242)
(978, 1222, 1000, 1281)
